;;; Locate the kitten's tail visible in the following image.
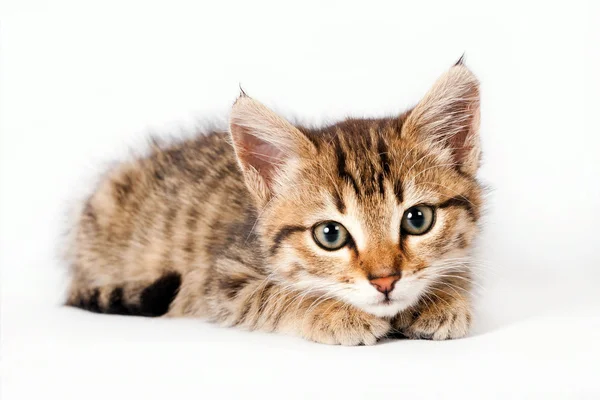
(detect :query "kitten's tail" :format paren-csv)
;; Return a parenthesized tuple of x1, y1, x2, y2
(65, 272, 182, 317)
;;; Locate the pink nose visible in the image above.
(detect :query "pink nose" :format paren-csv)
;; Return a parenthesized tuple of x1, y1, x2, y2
(369, 275, 400, 294)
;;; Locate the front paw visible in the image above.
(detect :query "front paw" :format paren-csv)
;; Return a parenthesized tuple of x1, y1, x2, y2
(302, 303, 391, 346)
(394, 301, 472, 340)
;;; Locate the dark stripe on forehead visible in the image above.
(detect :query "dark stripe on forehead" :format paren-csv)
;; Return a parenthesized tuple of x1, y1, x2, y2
(333, 190, 346, 214)
(334, 136, 361, 197)
(393, 180, 403, 203)
(377, 173, 385, 196)
(377, 136, 390, 198)
(439, 196, 476, 220)
(377, 136, 391, 176)
(270, 225, 307, 255)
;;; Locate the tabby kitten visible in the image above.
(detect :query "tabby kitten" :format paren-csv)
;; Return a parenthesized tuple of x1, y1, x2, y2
(65, 60, 483, 345)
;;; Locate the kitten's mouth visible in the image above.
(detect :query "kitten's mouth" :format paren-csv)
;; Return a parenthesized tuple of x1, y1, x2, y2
(374, 295, 408, 306)
(360, 297, 411, 317)
(372, 297, 400, 307)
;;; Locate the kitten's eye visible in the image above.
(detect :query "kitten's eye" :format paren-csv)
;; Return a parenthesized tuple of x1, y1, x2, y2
(401, 206, 435, 235)
(312, 221, 349, 250)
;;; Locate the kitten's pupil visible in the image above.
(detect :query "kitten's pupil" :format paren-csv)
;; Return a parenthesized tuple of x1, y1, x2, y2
(323, 224, 340, 243)
(407, 209, 425, 228)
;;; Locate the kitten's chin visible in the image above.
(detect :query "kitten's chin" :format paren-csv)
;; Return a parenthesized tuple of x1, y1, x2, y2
(358, 299, 413, 318)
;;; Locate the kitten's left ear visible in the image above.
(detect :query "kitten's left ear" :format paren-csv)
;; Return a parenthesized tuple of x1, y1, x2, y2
(229, 94, 316, 207)
(403, 62, 481, 175)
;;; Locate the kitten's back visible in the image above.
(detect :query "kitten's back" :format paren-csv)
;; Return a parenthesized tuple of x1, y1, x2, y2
(66, 131, 252, 315)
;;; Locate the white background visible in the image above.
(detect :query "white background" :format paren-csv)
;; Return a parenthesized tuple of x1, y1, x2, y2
(1, 1, 599, 399)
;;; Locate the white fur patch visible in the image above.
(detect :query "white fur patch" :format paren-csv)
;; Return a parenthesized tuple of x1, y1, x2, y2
(340, 276, 428, 317)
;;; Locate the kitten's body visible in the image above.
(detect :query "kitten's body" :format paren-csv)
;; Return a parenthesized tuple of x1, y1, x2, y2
(66, 62, 483, 344)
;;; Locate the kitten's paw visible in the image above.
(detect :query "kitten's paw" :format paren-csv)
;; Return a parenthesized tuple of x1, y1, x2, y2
(394, 301, 472, 340)
(303, 305, 391, 346)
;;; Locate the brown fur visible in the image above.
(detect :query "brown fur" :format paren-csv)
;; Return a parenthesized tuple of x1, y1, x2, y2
(64, 62, 483, 345)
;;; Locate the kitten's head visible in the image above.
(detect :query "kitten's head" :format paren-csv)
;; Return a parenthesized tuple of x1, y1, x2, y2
(229, 63, 483, 317)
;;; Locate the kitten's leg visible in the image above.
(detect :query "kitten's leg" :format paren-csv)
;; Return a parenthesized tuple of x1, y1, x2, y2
(392, 275, 472, 340)
(202, 277, 391, 345)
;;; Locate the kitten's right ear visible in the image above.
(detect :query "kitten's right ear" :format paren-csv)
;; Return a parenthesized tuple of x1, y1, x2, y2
(229, 94, 315, 207)
(402, 63, 481, 175)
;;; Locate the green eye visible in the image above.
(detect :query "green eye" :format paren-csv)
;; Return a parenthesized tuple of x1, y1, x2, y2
(312, 221, 349, 250)
(401, 205, 435, 235)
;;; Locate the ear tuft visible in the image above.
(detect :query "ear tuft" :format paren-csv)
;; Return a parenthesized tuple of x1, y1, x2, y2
(454, 53, 466, 66)
(238, 83, 248, 98)
(403, 63, 481, 175)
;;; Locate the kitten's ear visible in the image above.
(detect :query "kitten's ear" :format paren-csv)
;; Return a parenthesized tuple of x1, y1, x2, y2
(229, 95, 315, 207)
(403, 63, 481, 175)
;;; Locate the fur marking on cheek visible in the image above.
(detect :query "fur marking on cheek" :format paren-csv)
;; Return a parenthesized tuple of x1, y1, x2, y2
(438, 196, 475, 219)
(270, 225, 307, 255)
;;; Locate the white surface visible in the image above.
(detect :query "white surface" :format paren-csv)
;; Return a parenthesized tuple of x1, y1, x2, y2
(1, 1, 600, 399)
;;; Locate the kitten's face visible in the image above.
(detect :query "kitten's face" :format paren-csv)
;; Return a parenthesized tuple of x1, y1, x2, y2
(230, 63, 482, 317)
(259, 121, 482, 317)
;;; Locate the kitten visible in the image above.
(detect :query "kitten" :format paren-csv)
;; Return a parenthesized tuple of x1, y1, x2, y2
(64, 60, 483, 345)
